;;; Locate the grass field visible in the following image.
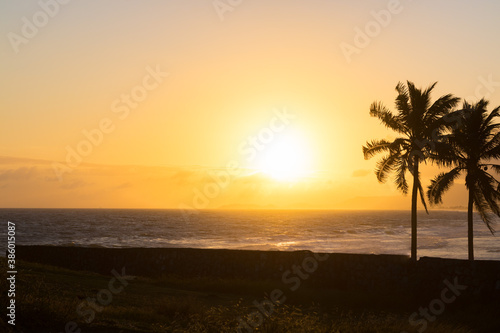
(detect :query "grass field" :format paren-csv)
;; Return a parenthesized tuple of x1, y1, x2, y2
(1, 257, 499, 332)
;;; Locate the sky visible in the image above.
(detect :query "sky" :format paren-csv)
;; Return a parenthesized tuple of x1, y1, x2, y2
(1, 0, 500, 209)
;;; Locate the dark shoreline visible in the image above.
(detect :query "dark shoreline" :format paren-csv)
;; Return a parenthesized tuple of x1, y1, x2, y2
(16, 245, 500, 296)
(4, 246, 500, 332)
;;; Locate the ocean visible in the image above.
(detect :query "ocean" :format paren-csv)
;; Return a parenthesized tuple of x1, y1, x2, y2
(1, 209, 499, 260)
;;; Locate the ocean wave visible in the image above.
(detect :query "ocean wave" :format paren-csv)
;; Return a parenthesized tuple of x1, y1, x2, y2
(1, 208, 499, 260)
(419, 240, 449, 250)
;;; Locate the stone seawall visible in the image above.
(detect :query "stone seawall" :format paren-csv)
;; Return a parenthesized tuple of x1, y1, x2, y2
(16, 246, 500, 296)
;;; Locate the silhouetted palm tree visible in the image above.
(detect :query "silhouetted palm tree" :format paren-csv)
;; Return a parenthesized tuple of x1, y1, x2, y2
(363, 81, 459, 261)
(427, 99, 500, 261)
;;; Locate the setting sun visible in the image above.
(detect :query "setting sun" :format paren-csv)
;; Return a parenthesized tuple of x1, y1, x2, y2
(256, 130, 313, 181)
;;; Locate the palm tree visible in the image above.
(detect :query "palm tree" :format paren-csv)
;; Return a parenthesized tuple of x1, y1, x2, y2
(427, 99, 500, 261)
(363, 81, 459, 261)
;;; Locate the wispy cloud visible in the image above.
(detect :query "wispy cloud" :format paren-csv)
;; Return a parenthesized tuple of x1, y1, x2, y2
(0, 166, 37, 181)
(0, 156, 467, 209)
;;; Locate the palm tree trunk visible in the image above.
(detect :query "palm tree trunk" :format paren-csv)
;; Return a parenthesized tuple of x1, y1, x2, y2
(411, 156, 419, 262)
(467, 189, 474, 261)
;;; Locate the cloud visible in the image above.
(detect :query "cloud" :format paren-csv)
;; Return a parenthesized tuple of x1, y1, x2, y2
(0, 155, 464, 210)
(0, 166, 37, 181)
(60, 180, 88, 190)
(170, 170, 196, 185)
(352, 169, 371, 177)
(44, 175, 60, 182)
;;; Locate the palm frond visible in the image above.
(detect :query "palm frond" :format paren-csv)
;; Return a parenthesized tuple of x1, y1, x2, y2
(486, 164, 500, 174)
(375, 153, 399, 183)
(406, 81, 424, 127)
(440, 110, 467, 131)
(428, 139, 464, 167)
(483, 123, 500, 139)
(369, 102, 405, 133)
(426, 94, 460, 123)
(427, 168, 462, 205)
(484, 105, 500, 129)
(479, 104, 500, 159)
(482, 132, 500, 155)
(483, 145, 500, 160)
(395, 158, 408, 194)
(395, 82, 411, 117)
(417, 177, 429, 213)
(422, 81, 438, 97)
(362, 139, 393, 160)
(476, 170, 500, 216)
(472, 188, 496, 234)
(409, 81, 434, 120)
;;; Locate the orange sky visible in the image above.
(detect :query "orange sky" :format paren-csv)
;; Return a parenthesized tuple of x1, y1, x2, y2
(1, 0, 500, 209)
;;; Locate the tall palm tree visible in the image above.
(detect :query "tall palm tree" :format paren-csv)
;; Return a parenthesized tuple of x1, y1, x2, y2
(427, 99, 500, 261)
(363, 81, 459, 261)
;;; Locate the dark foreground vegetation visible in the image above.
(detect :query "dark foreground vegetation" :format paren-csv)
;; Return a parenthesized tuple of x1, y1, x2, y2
(1, 256, 500, 333)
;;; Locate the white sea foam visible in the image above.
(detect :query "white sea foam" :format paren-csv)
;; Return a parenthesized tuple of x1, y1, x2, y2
(0, 208, 498, 260)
